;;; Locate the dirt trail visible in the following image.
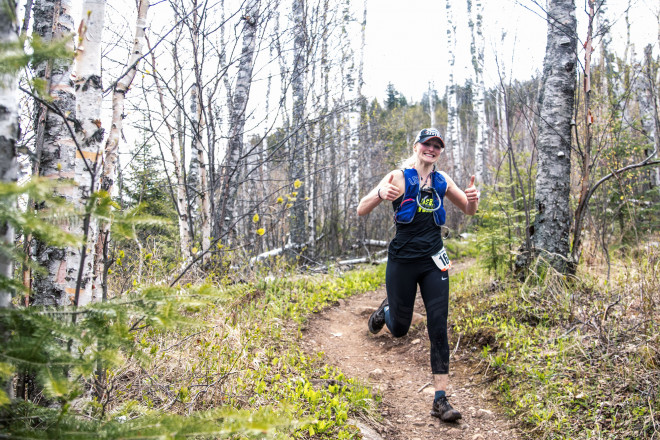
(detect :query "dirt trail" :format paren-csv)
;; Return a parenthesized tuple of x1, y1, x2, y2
(301, 262, 521, 440)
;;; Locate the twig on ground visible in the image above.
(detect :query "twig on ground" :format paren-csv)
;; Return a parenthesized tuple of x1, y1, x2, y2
(417, 382, 432, 393)
(451, 334, 461, 358)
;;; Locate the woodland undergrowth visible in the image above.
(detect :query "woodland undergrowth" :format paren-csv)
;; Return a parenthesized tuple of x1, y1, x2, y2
(1, 259, 386, 439)
(451, 242, 659, 440)
(106, 264, 386, 439)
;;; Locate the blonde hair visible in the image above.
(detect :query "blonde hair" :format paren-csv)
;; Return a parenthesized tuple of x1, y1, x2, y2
(399, 145, 418, 169)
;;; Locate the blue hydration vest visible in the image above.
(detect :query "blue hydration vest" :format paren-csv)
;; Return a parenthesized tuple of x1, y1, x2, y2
(394, 168, 447, 226)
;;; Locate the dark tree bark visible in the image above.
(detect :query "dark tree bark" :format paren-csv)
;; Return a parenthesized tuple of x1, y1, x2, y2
(31, 0, 77, 306)
(219, 0, 260, 243)
(531, 0, 577, 274)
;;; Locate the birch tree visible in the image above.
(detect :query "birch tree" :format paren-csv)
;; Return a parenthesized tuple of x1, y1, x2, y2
(220, 0, 261, 243)
(345, 0, 360, 224)
(569, 0, 595, 268)
(532, 0, 577, 273)
(0, 0, 19, 309)
(289, 0, 307, 250)
(95, 0, 149, 299)
(468, 0, 487, 184)
(428, 82, 436, 128)
(189, 83, 211, 257)
(639, 45, 659, 187)
(445, 0, 462, 185)
(321, 0, 340, 256)
(73, 0, 105, 305)
(146, 39, 191, 261)
(31, 0, 77, 306)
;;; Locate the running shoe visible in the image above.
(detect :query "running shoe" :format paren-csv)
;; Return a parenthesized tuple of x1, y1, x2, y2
(430, 395, 462, 422)
(368, 298, 388, 334)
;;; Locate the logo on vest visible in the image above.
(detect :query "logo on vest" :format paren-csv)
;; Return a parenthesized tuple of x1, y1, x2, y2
(417, 193, 435, 212)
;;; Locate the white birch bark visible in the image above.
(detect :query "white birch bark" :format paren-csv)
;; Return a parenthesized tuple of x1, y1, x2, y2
(189, 84, 211, 258)
(640, 45, 660, 187)
(321, 0, 339, 255)
(0, 3, 19, 309)
(289, 0, 307, 249)
(345, 0, 359, 216)
(95, 0, 149, 298)
(358, 0, 366, 112)
(306, 3, 324, 254)
(147, 44, 191, 261)
(532, 0, 577, 273)
(212, 0, 231, 240)
(169, 27, 195, 245)
(468, 0, 487, 184)
(261, 70, 271, 197)
(221, 0, 260, 242)
(428, 82, 436, 128)
(445, 0, 461, 184)
(187, 2, 202, 225)
(496, 88, 509, 154)
(618, 0, 634, 131)
(31, 0, 77, 306)
(100, 0, 148, 194)
(187, 136, 200, 219)
(74, 0, 105, 306)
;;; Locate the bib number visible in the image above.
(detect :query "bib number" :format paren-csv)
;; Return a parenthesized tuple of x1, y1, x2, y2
(431, 247, 451, 271)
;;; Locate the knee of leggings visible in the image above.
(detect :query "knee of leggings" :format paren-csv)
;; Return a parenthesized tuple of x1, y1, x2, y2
(390, 326, 409, 338)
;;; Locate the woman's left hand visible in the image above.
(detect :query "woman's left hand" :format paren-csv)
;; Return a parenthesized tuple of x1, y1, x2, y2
(464, 175, 480, 203)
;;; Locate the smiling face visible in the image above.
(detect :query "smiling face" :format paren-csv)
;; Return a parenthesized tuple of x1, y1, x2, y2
(414, 140, 444, 166)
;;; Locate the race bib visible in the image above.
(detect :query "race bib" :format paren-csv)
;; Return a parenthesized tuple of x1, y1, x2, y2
(431, 247, 452, 271)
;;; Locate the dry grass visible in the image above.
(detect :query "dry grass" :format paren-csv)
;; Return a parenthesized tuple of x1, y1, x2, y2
(452, 244, 660, 439)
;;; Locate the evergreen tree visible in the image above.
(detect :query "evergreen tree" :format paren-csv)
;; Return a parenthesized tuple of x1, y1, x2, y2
(385, 82, 407, 110)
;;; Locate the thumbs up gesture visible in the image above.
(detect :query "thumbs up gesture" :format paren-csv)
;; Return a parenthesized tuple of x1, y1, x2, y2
(464, 175, 480, 203)
(378, 173, 400, 201)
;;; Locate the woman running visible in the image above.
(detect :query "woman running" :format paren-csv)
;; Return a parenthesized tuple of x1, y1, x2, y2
(356, 127, 480, 422)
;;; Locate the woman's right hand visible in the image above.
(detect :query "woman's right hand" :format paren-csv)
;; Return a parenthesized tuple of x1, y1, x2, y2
(357, 171, 402, 216)
(378, 174, 400, 201)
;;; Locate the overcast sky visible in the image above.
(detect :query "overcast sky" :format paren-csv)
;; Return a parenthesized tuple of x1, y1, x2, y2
(362, 0, 660, 104)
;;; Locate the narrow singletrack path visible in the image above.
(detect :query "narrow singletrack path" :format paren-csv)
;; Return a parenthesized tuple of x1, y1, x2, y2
(301, 262, 521, 440)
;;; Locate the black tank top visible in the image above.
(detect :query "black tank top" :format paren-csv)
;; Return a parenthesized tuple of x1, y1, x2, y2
(388, 189, 444, 262)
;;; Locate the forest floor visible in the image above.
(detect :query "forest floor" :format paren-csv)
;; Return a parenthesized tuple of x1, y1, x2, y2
(301, 260, 523, 440)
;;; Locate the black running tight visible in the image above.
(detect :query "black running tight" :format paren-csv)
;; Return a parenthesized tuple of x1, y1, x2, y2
(384, 257, 450, 374)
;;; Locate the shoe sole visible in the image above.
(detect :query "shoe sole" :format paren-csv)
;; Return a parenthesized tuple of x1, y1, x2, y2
(368, 298, 388, 334)
(430, 409, 462, 422)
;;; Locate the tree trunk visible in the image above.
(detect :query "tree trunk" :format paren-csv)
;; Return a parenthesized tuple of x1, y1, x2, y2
(532, 0, 577, 274)
(289, 0, 308, 250)
(468, 0, 487, 184)
(31, 0, 77, 307)
(95, 0, 149, 298)
(639, 45, 660, 188)
(445, 0, 461, 184)
(346, 0, 359, 235)
(428, 82, 436, 128)
(146, 38, 191, 261)
(190, 84, 211, 259)
(99, 0, 148, 193)
(220, 0, 260, 243)
(0, 1, 19, 309)
(74, 0, 105, 305)
(569, 0, 595, 269)
(321, 0, 339, 255)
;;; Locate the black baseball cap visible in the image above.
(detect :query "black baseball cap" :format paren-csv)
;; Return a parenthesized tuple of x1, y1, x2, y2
(415, 128, 445, 148)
